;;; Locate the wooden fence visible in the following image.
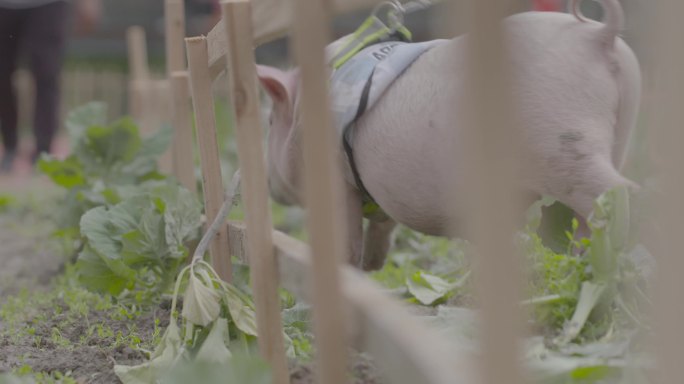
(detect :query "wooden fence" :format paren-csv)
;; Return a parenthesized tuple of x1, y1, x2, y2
(121, 0, 677, 383)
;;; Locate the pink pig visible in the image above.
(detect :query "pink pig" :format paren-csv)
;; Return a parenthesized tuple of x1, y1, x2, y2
(256, 0, 640, 270)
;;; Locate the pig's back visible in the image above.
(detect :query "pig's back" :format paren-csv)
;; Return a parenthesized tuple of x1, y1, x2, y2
(351, 11, 638, 235)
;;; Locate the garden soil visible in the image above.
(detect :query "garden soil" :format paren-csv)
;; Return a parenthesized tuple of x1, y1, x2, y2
(0, 181, 382, 383)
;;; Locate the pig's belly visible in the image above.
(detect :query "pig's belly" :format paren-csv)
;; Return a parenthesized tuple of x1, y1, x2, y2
(352, 112, 468, 236)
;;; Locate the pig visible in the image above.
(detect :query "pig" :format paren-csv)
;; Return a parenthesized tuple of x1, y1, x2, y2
(256, 0, 641, 271)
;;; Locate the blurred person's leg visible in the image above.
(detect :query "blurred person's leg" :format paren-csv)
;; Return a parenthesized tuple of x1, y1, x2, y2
(0, 7, 25, 171)
(24, 1, 71, 160)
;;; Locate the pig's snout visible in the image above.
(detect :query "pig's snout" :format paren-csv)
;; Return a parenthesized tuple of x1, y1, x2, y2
(268, 173, 297, 206)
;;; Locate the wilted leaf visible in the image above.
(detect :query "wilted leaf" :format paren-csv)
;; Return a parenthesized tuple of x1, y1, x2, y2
(406, 271, 458, 305)
(182, 273, 221, 327)
(160, 354, 272, 384)
(114, 328, 182, 384)
(554, 282, 607, 346)
(195, 319, 232, 364)
(151, 320, 182, 360)
(224, 284, 258, 337)
(114, 362, 160, 384)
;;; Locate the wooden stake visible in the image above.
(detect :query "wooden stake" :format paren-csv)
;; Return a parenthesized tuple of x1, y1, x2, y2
(290, 0, 349, 383)
(107, 71, 126, 119)
(165, 0, 186, 75)
(126, 26, 150, 124)
(456, 1, 524, 384)
(170, 71, 197, 195)
(126, 26, 149, 81)
(651, 1, 684, 383)
(185, 36, 232, 282)
(221, 2, 289, 383)
(165, 0, 188, 179)
(154, 79, 174, 173)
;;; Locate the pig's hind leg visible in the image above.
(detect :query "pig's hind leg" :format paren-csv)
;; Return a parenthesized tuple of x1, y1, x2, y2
(362, 218, 398, 271)
(345, 185, 365, 268)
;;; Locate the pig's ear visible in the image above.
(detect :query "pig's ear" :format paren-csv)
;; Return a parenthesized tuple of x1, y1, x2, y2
(256, 65, 293, 105)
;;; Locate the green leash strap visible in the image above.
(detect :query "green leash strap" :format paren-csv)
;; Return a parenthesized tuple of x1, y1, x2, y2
(331, 15, 412, 70)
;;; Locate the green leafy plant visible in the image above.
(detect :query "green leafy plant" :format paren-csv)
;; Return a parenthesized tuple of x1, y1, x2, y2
(0, 194, 15, 213)
(371, 227, 472, 305)
(35, 103, 200, 302)
(38, 102, 172, 235)
(553, 186, 647, 345)
(522, 231, 589, 330)
(76, 182, 201, 298)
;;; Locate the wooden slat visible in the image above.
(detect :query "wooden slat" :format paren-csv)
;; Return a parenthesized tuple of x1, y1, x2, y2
(128, 79, 150, 131)
(165, 0, 186, 74)
(170, 72, 197, 194)
(185, 36, 233, 282)
(457, 1, 524, 384)
(207, 19, 229, 81)
(651, 1, 684, 383)
(126, 26, 150, 81)
(290, 0, 349, 383)
(226, 222, 472, 384)
(165, 0, 189, 182)
(220, 2, 289, 383)
(206, 0, 387, 79)
(154, 79, 174, 172)
(126, 26, 150, 124)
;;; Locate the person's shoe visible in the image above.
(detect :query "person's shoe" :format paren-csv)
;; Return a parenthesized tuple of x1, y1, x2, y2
(0, 150, 16, 173)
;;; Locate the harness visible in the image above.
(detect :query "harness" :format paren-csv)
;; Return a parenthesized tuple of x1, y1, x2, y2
(327, 8, 446, 219)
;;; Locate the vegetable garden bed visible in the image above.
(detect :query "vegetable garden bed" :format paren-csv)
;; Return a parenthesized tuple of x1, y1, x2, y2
(0, 99, 656, 383)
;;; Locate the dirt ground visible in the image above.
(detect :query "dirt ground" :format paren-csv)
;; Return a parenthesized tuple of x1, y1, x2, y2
(0, 177, 167, 383)
(0, 180, 382, 383)
(0, 304, 169, 384)
(0, 196, 62, 297)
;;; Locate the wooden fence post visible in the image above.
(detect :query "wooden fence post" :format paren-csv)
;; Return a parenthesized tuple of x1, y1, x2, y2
(290, 0, 350, 383)
(165, 0, 186, 75)
(185, 36, 233, 282)
(164, 0, 188, 175)
(170, 71, 197, 195)
(456, 1, 524, 384)
(650, 1, 684, 382)
(126, 26, 150, 127)
(220, 2, 289, 382)
(153, 79, 175, 173)
(127, 26, 150, 81)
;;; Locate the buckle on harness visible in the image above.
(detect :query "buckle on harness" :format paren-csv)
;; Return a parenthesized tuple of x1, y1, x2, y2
(330, 3, 412, 70)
